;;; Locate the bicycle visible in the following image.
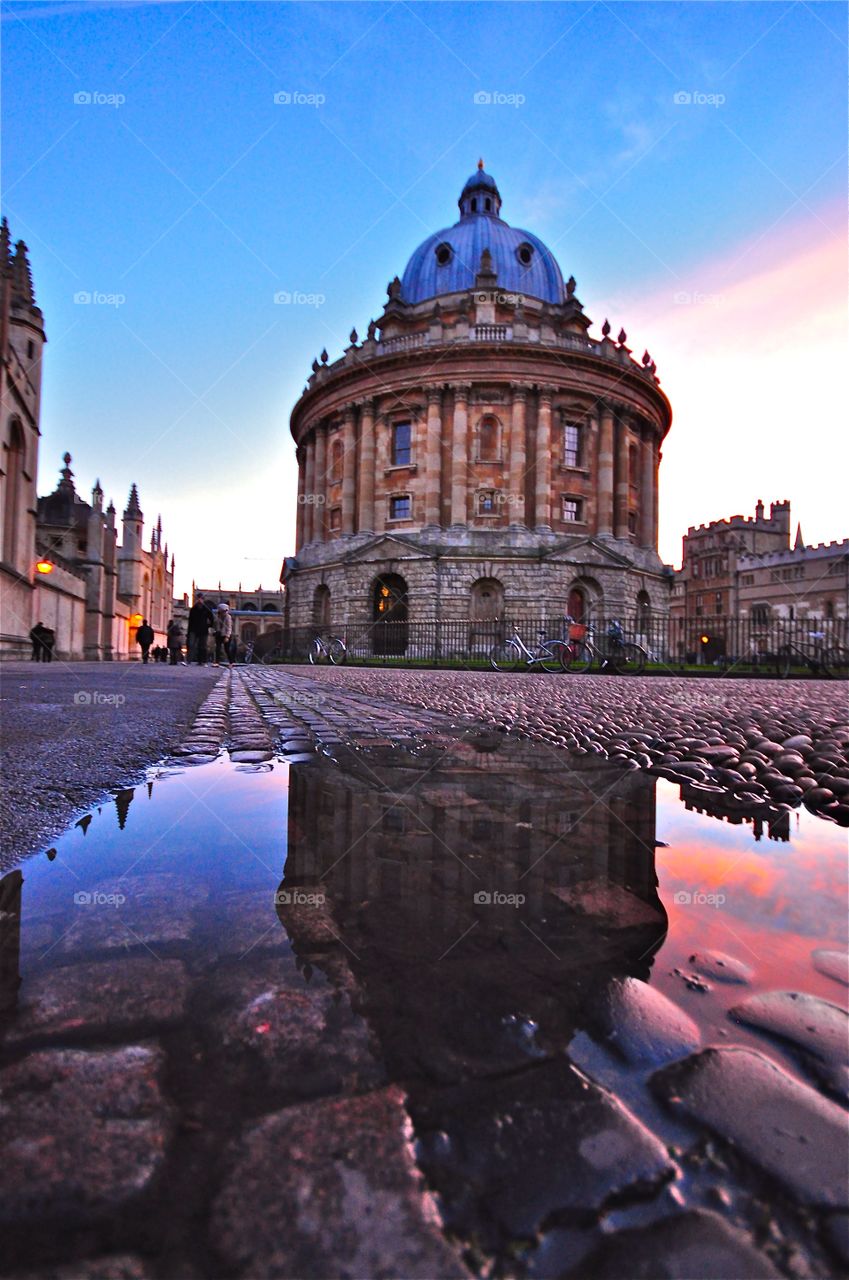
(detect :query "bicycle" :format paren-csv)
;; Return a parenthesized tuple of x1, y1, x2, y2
(776, 631, 849, 680)
(308, 634, 348, 666)
(560, 617, 647, 675)
(489, 625, 566, 673)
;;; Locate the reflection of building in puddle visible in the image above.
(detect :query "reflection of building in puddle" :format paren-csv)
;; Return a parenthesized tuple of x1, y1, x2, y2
(279, 738, 667, 1081)
(679, 783, 791, 842)
(0, 870, 23, 1014)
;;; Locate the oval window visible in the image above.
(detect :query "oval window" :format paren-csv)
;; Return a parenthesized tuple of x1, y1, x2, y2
(435, 242, 453, 267)
(516, 242, 534, 267)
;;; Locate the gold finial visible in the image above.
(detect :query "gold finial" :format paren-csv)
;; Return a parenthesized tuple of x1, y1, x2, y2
(477, 157, 484, 170)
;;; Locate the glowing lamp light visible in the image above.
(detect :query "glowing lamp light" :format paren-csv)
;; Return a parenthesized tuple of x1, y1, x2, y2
(700, 635, 709, 645)
(129, 613, 144, 628)
(35, 559, 54, 575)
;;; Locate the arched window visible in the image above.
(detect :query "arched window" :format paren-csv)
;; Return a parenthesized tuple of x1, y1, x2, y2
(825, 600, 835, 621)
(241, 622, 258, 646)
(470, 198, 477, 212)
(3, 419, 25, 567)
(478, 415, 499, 461)
(636, 590, 651, 630)
(330, 439, 343, 483)
(312, 584, 331, 629)
(751, 603, 771, 626)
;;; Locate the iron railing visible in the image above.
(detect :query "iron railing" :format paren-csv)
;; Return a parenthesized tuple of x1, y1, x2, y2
(271, 614, 849, 674)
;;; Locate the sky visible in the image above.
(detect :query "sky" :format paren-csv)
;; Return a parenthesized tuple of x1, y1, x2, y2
(2, 0, 847, 594)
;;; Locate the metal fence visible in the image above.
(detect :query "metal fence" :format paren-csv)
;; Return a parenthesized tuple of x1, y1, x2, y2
(270, 614, 849, 674)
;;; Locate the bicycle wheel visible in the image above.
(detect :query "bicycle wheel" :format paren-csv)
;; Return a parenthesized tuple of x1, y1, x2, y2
(609, 642, 646, 675)
(538, 641, 565, 673)
(308, 639, 324, 666)
(328, 638, 347, 666)
(775, 647, 792, 679)
(822, 645, 849, 680)
(489, 641, 523, 672)
(561, 640, 593, 674)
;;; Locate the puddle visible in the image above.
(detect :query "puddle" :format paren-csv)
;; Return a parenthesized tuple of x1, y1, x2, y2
(0, 736, 846, 1276)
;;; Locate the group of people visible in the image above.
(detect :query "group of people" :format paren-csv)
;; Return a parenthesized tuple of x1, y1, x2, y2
(29, 622, 56, 661)
(137, 594, 236, 667)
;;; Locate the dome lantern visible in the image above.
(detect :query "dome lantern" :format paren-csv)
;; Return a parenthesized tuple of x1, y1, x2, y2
(458, 161, 502, 219)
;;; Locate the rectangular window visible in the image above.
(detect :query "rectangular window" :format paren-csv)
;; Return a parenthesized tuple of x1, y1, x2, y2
(715, 592, 722, 614)
(478, 491, 496, 514)
(563, 424, 580, 467)
(627, 511, 638, 535)
(392, 421, 412, 466)
(561, 496, 582, 522)
(389, 495, 411, 520)
(329, 507, 341, 531)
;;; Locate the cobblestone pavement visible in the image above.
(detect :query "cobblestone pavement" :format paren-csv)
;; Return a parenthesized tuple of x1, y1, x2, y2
(258, 665, 849, 825)
(0, 663, 221, 867)
(0, 668, 846, 1278)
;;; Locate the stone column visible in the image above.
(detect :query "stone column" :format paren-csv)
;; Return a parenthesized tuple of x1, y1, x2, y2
(450, 384, 470, 526)
(508, 384, 528, 526)
(295, 445, 306, 551)
(313, 422, 327, 543)
(303, 435, 316, 545)
(640, 433, 654, 547)
(615, 416, 631, 539)
(341, 406, 357, 535)
(597, 403, 615, 537)
(534, 387, 553, 530)
(424, 387, 443, 527)
(357, 399, 376, 533)
(653, 447, 661, 549)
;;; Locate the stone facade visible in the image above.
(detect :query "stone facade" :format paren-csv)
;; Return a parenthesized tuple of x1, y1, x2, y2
(0, 218, 178, 660)
(192, 585, 284, 654)
(282, 167, 672, 638)
(670, 499, 792, 621)
(737, 539, 849, 624)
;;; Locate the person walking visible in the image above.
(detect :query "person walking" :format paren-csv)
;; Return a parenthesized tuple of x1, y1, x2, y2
(213, 602, 234, 667)
(187, 594, 214, 666)
(29, 622, 48, 661)
(166, 618, 184, 665)
(136, 619, 154, 664)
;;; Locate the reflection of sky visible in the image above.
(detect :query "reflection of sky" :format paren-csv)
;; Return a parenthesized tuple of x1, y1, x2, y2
(653, 779, 848, 1045)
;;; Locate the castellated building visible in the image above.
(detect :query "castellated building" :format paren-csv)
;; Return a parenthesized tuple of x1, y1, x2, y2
(282, 165, 672, 645)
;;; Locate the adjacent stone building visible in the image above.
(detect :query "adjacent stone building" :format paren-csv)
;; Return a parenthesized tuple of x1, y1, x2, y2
(737, 538, 849, 625)
(0, 216, 178, 659)
(282, 165, 673, 648)
(670, 499, 792, 621)
(192, 584, 284, 655)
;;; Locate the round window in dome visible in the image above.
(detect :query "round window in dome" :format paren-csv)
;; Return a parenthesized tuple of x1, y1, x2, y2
(516, 242, 534, 267)
(435, 242, 453, 267)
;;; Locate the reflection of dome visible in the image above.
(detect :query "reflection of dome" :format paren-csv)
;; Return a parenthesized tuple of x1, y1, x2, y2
(400, 163, 566, 306)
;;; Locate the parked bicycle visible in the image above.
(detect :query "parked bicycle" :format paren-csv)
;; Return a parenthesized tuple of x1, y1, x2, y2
(489, 625, 567, 673)
(308, 633, 348, 666)
(776, 631, 849, 680)
(560, 616, 647, 675)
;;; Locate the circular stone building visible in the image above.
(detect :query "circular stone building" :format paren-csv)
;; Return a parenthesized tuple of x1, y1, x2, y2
(283, 164, 672, 651)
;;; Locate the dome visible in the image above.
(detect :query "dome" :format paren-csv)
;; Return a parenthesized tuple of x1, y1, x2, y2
(399, 165, 566, 307)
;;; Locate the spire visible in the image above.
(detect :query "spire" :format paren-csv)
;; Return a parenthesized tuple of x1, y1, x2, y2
(92, 478, 103, 510)
(477, 157, 484, 170)
(124, 483, 142, 519)
(10, 240, 35, 306)
(0, 218, 11, 274)
(59, 452, 75, 492)
(794, 522, 804, 551)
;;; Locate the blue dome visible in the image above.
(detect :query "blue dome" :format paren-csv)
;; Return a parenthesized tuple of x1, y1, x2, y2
(399, 167, 566, 306)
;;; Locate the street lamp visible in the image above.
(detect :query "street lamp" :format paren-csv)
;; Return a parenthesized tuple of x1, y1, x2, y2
(35, 559, 54, 575)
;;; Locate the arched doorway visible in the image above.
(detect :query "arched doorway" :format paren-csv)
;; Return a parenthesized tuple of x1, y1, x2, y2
(567, 586, 586, 621)
(567, 577, 602, 622)
(3, 420, 25, 568)
(372, 574, 408, 655)
(469, 577, 504, 650)
(312, 584, 331, 629)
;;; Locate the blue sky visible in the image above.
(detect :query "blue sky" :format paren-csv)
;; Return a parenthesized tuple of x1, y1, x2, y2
(3, 0, 846, 591)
